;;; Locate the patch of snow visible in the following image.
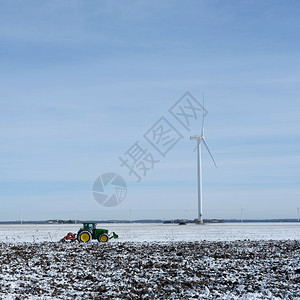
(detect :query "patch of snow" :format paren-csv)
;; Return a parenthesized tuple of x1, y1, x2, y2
(0, 222, 299, 243)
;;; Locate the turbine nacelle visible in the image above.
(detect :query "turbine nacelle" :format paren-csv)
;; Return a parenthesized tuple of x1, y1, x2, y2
(190, 136, 203, 140)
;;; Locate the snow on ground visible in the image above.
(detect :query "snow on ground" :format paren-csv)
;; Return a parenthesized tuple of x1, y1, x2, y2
(0, 240, 299, 299)
(0, 223, 299, 299)
(0, 222, 299, 243)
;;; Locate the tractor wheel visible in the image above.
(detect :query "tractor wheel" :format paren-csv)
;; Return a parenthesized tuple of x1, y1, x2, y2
(98, 233, 109, 243)
(78, 231, 92, 243)
(77, 231, 82, 242)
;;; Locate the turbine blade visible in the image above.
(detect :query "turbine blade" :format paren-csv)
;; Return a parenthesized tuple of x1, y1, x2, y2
(202, 139, 217, 168)
(193, 144, 199, 152)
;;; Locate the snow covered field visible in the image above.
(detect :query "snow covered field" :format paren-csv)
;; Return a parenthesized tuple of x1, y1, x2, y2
(0, 223, 299, 299)
(0, 240, 299, 299)
(0, 222, 299, 243)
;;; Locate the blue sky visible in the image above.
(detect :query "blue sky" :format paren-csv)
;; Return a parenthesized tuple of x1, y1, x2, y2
(0, 1, 299, 221)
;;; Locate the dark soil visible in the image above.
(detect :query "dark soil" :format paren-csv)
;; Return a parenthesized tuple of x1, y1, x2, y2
(0, 240, 299, 299)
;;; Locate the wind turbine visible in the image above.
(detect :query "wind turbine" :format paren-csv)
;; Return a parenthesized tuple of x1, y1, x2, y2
(190, 97, 217, 224)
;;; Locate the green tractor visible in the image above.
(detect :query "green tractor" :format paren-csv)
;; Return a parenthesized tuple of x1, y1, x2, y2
(61, 222, 118, 243)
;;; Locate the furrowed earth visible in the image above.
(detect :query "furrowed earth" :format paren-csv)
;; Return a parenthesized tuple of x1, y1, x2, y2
(0, 240, 299, 299)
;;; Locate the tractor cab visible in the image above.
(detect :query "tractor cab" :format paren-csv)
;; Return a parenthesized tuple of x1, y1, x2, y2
(82, 222, 96, 234)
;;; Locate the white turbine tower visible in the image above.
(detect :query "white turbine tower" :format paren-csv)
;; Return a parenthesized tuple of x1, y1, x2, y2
(190, 97, 217, 224)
